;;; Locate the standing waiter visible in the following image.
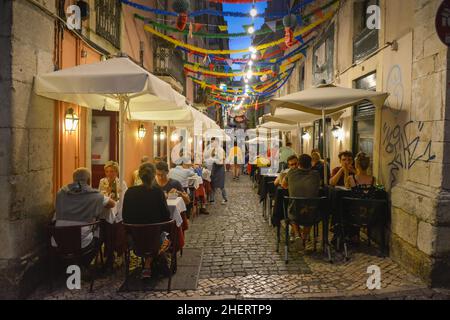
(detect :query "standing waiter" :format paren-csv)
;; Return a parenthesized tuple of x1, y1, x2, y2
(205, 137, 228, 205)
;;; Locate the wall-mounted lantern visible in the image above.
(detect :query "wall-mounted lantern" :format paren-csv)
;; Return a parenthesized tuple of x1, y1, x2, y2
(138, 124, 146, 139)
(64, 108, 79, 133)
(302, 130, 311, 140)
(331, 122, 344, 140)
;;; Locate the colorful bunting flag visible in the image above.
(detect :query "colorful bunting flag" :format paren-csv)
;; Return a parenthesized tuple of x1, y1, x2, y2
(218, 25, 228, 32)
(266, 21, 277, 32)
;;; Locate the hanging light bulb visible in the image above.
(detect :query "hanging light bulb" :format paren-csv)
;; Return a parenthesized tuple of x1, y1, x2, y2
(248, 60, 254, 67)
(246, 69, 253, 79)
(251, 53, 257, 60)
(244, 77, 249, 84)
(249, 46, 257, 54)
(247, 26, 255, 34)
(250, 6, 257, 17)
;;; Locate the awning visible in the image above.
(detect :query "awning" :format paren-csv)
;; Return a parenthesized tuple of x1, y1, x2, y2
(35, 57, 186, 113)
(34, 57, 187, 185)
(270, 84, 389, 115)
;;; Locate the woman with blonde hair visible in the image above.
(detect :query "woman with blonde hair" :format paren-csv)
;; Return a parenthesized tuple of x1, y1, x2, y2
(98, 160, 128, 271)
(345, 152, 376, 195)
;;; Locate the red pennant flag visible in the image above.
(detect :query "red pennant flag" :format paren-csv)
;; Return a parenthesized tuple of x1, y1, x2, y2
(194, 23, 203, 32)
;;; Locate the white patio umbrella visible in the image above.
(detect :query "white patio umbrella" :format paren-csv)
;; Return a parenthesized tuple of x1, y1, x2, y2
(132, 105, 219, 164)
(270, 84, 389, 184)
(35, 57, 186, 187)
(257, 116, 298, 131)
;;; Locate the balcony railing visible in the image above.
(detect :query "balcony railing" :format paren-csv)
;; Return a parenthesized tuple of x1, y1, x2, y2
(153, 42, 186, 89)
(95, 0, 121, 49)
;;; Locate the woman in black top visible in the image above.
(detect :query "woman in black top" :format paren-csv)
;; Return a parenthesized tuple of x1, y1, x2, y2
(122, 162, 171, 277)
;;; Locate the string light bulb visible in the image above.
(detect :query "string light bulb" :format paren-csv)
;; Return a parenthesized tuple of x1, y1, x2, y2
(248, 60, 254, 66)
(247, 26, 255, 34)
(251, 53, 257, 60)
(249, 46, 257, 54)
(250, 7, 257, 17)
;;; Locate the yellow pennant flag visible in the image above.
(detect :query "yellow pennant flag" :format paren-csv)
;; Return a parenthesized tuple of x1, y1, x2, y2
(218, 25, 228, 32)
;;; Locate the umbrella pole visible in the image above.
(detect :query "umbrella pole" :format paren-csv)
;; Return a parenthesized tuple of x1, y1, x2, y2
(167, 121, 171, 166)
(322, 108, 328, 185)
(119, 96, 126, 194)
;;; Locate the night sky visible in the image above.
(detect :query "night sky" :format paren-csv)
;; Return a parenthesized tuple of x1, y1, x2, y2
(223, 2, 268, 61)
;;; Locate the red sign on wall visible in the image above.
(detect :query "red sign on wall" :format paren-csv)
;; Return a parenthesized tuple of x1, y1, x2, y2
(436, 0, 450, 46)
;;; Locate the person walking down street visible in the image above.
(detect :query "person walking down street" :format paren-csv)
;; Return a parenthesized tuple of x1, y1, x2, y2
(228, 141, 244, 181)
(205, 137, 228, 205)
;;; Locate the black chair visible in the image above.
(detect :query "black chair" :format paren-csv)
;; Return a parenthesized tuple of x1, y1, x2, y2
(265, 181, 277, 224)
(187, 186, 199, 221)
(123, 220, 178, 292)
(48, 221, 102, 292)
(281, 197, 332, 264)
(339, 197, 389, 259)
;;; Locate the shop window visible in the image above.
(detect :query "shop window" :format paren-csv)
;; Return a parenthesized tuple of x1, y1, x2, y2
(313, 24, 334, 85)
(353, 0, 379, 63)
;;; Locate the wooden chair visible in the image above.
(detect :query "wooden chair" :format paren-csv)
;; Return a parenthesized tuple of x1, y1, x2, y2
(123, 220, 178, 292)
(47, 221, 102, 292)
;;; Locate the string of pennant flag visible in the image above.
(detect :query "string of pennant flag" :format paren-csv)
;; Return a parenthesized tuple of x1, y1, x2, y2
(122, 0, 340, 113)
(121, 0, 317, 19)
(133, 0, 339, 38)
(142, 10, 334, 55)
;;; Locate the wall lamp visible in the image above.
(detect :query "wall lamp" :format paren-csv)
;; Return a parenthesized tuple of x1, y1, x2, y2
(302, 130, 311, 140)
(64, 108, 79, 133)
(138, 124, 146, 139)
(331, 122, 344, 140)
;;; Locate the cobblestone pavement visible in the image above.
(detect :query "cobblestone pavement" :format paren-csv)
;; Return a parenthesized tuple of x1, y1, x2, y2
(30, 174, 450, 300)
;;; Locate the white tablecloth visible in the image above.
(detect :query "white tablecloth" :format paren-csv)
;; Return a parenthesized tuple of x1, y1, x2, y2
(167, 197, 186, 227)
(188, 175, 203, 189)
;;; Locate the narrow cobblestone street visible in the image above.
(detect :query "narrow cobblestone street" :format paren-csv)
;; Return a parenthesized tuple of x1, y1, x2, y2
(30, 174, 450, 300)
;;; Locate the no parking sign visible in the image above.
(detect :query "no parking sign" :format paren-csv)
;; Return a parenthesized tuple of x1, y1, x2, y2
(436, 0, 450, 46)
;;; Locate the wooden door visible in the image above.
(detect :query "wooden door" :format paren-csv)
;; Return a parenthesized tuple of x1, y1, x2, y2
(91, 110, 118, 188)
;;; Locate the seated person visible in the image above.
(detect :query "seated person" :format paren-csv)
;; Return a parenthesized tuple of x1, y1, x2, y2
(154, 161, 190, 205)
(133, 156, 150, 186)
(282, 154, 320, 242)
(274, 155, 298, 188)
(193, 163, 203, 177)
(346, 152, 376, 197)
(330, 151, 356, 187)
(311, 151, 331, 186)
(98, 160, 128, 269)
(54, 168, 116, 265)
(168, 160, 196, 189)
(122, 163, 171, 278)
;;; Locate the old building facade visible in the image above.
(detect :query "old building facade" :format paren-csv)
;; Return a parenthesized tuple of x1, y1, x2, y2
(0, 0, 223, 298)
(280, 0, 450, 286)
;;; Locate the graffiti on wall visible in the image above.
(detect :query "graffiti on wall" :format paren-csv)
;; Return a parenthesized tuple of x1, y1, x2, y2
(382, 121, 436, 186)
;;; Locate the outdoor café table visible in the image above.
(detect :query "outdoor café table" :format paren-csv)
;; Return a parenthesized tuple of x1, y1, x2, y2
(258, 173, 278, 203)
(167, 197, 187, 251)
(188, 175, 203, 190)
(326, 186, 388, 249)
(167, 197, 186, 228)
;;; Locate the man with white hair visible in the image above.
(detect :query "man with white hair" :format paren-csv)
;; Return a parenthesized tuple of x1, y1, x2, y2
(53, 168, 116, 251)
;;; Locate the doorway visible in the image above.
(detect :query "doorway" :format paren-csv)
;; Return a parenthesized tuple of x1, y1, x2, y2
(91, 110, 118, 188)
